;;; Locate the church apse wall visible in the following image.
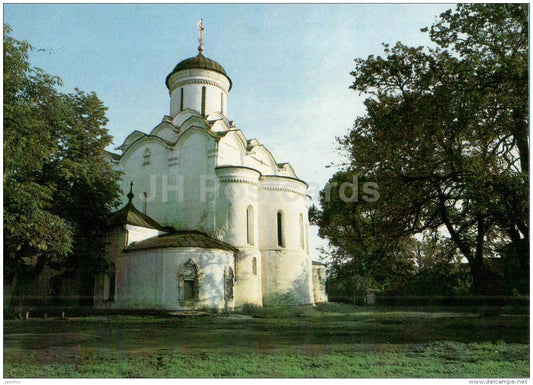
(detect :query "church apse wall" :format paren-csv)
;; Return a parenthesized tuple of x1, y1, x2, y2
(115, 247, 234, 310)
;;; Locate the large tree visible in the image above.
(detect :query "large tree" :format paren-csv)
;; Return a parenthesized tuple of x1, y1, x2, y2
(313, 4, 528, 294)
(4, 25, 122, 307)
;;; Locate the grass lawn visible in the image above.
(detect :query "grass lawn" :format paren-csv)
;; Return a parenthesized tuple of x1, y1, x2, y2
(3, 303, 529, 378)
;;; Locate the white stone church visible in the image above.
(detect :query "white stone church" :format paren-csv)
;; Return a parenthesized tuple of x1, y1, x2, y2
(95, 25, 327, 310)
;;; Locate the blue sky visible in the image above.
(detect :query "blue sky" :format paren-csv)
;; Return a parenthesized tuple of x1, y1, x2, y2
(4, 3, 455, 258)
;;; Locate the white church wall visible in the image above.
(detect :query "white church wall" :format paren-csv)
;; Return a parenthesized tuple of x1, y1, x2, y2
(168, 69, 230, 117)
(214, 167, 263, 305)
(116, 247, 234, 310)
(261, 249, 314, 306)
(160, 247, 234, 310)
(258, 176, 314, 305)
(214, 166, 261, 246)
(243, 146, 279, 176)
(116, 252, 161, 308)
(175, 128, 216, 232)
(210, 119, 230, 132)
(171, 109, 202, 128)
(125, 225, 160, 245)
(150, 122, 179, 143)
(119, 138, 170, 224)
(119, 130, 145, 151)
(217, 133, 245, 167)
(234, 248, 263, 306)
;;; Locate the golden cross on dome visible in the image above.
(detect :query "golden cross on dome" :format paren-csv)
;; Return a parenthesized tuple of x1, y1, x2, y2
(197, 19, 205, 53)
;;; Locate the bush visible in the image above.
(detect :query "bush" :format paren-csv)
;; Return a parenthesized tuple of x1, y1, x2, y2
(240, 303, 261, 316)
(197, 305, 220, 315)
(262, 293, 300, 307)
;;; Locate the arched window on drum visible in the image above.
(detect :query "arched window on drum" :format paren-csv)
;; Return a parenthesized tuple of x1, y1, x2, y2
(277, 211, 284, 247)
(247, 205, 254, 246)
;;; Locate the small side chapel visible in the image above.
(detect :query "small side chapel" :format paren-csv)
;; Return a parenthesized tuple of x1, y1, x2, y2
(95, 21, 327, 310)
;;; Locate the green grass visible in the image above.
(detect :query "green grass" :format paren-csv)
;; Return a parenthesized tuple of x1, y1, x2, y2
(4, 304, 529, 378)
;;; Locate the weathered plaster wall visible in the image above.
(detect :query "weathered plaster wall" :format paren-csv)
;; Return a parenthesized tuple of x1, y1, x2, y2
(214, 167, 263, 305)
(258, 176, 314, 305)
(234, 248, 263, 306)
(115, 247, 234, 310)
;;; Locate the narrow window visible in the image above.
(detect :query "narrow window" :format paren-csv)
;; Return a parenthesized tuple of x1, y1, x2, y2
(252, 257, 257, 276)
(180, 88, 184, 112)
(220, 92, 224, 114)
(143, 192, 148, 214)
(299, 213, 305, 249)
(178, 259, 199, 303)
(277, 211, 284, 247)
(247, 205, 254, 246)
(201, 86, 206, 116)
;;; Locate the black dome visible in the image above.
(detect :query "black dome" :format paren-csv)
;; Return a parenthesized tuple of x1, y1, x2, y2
(165, 53, 232, 90)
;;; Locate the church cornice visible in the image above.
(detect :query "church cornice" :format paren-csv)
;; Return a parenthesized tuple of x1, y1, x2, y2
(258, 185, 306, 197)
(169, 78, 228, 94)
(260, 174, 309, 189)
(218, 177, 257, 185)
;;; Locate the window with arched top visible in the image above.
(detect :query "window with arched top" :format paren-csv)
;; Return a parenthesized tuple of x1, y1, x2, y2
(180, 88, 184, 112)
(178, 259, 199, 303)
(277, 211, 284, 247)
(252, 257, 257, 276)
(299, 213, 305, 249)
(247, 205, 254, 246)
(224, 266, 234, 301)
(201, 86, 206, 116)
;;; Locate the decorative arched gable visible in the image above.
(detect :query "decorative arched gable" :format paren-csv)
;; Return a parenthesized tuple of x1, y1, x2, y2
(277, 163, 298, 178)
(217, 130, 247, 167)
(150, 121, 179, 143)
(207, 111, 230, 126)
(117, 130, 146, 151)
(175, 125, 216, 151)
(172, 108, 204, 128)
(119, 135, 171, 164)
(210, 119, 231, 132)
(179, 115, 210, 134)
(244, 144, 279, 174)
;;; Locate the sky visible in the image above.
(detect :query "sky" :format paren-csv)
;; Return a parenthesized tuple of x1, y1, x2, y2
(4, 3, 455, 260)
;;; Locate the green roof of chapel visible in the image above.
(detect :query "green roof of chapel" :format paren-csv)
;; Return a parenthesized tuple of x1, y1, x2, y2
(165, 53, 232, 90)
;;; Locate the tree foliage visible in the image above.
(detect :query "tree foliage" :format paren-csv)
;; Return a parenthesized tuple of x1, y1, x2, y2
(313, 4, 528, 295)
(4, 25, 122, 306)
